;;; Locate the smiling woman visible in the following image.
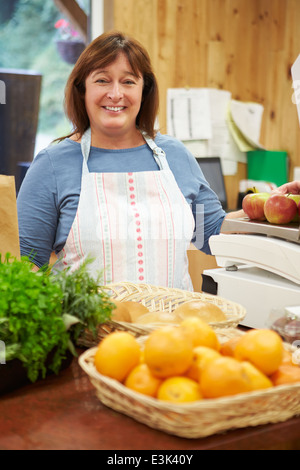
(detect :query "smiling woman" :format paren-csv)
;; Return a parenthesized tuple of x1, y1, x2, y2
(83, 54, 145, 148)
(17, 30, 229, 289)
(61, 31, 159, 143)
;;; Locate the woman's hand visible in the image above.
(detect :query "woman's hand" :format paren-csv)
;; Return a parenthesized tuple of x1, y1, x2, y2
(225, 209, 246, 219)
(273, 181, 300, 195)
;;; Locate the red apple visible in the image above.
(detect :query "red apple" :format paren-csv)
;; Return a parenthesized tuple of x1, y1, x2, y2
(264, 194, 298, 224)
(242, 192, 271, 220)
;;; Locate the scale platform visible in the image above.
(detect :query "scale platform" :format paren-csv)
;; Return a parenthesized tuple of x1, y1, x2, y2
(221, 217, 300, 244)
(211, 218, 300, 285)
(202, 218, 300, 328)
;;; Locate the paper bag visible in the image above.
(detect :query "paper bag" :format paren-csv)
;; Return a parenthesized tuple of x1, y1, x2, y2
(0, 175, 20, 259)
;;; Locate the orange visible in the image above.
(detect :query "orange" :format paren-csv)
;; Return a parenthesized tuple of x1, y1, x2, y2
(281, 349, 295, 366)
(180, 316, 221, 350)
(185, 346, 221, 382)
(157, 376, 202, 403)
(122, 301, 149, 322)
(270, 364, 300, 386)
(234, 329, 284, 376)
(143, 326, 193, 378)
(94, 331, 141, 382)
(220, 336, 240, 357)
(111, 300, 131, 322)
(241, 361, 273, 391)
(200, 356, 252, 398)
(174, 300, 226, 323)
(139, 347, 145, 363)
(124, 363, 162, 397)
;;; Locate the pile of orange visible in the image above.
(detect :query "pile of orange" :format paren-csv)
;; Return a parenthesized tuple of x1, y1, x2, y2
(93, 318, 300, 404)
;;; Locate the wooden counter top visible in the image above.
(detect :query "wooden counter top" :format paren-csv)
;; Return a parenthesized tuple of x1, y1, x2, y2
(0, 350, 300, 451)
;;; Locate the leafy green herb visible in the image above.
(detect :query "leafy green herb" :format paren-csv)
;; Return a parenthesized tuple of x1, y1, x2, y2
(0, 254, 69, 382)
(52, 261, 114, 343)
(0, 255, 114, 383)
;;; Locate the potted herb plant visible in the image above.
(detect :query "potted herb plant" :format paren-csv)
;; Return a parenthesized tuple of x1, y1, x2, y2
(54, 18, 86, 64)
(0, 254, 114, 395)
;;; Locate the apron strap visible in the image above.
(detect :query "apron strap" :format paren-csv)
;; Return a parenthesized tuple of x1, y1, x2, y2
(80, 127, 169, 171)
(141, 132, 169, 170)
(80, 128, 91, 174)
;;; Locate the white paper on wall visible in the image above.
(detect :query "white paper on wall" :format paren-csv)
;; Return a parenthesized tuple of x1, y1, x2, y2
(291, 54, 300, 127)
(166, 87, 263, 175)
(229, 100, 264, 150)
(167, 88, 212, 140)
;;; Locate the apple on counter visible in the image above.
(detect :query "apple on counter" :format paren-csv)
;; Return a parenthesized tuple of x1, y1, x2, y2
(242, 192, 271, 221)
(286, 194, 300, 222)
(242, 191, 300, 225)
(264, 194, 298, 225)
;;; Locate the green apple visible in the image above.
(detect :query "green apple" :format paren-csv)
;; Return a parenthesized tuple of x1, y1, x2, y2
(286, 194, 300, 222)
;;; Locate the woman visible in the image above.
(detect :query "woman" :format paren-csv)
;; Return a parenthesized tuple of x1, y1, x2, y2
(17, 31, 239, 290)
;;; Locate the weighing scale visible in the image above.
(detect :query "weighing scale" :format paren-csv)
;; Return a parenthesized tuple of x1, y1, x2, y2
(202, 218, 300, 328)
(202, 54, 300, 329)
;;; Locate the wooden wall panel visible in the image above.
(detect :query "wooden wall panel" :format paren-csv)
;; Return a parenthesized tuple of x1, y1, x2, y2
(112, 0, 300, 190)
(109, 0, 300, 290)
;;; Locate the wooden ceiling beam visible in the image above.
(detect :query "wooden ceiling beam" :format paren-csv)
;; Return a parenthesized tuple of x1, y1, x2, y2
(53, 0, 88, 43)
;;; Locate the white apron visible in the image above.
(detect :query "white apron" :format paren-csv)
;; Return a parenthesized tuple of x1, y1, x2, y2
(54, 128, 195, 290)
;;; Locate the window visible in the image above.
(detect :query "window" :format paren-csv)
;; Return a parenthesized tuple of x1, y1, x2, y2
(0, 0, 90, 155)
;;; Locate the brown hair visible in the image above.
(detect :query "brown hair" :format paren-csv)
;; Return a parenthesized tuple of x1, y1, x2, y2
(60, 31, 159, 140)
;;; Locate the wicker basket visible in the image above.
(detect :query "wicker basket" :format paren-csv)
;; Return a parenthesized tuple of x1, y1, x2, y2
(77, 282, 246, 347)
(78, 329, 300, 439)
